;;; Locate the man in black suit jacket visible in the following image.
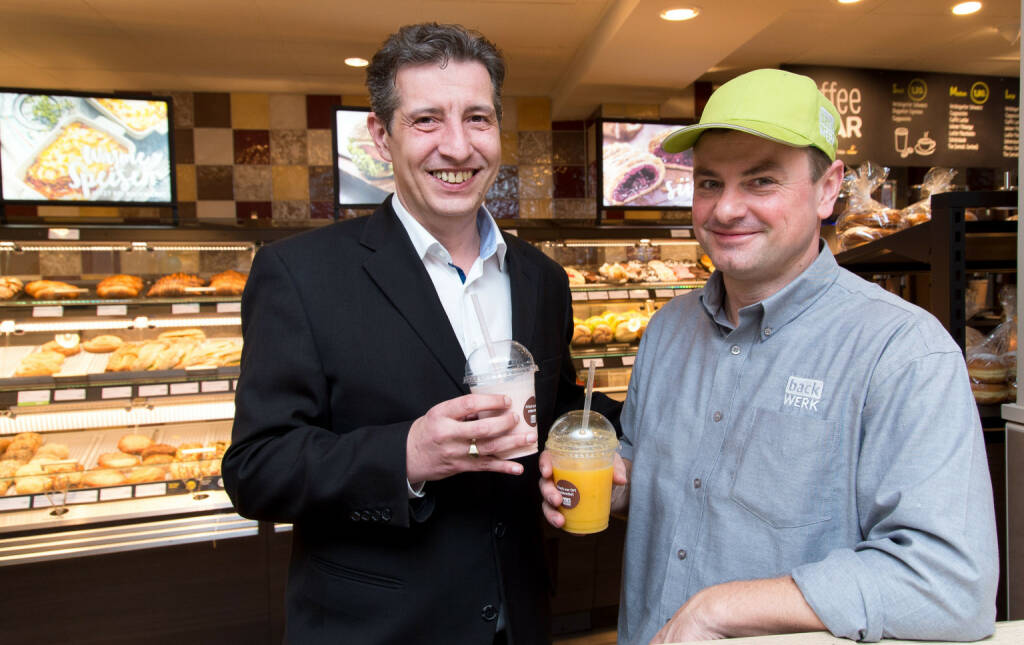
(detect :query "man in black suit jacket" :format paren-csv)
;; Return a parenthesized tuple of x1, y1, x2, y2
(223, 23, 619, 645)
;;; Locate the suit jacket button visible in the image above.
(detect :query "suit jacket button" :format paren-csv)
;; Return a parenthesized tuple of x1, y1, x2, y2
(360, 510, 372, 521)
(371, 510, 382, 522)
(349, 511, 360, 522)
(382, 508, 392, 521)
(493, 522, 506, 538)
(481, 604, 498, 622)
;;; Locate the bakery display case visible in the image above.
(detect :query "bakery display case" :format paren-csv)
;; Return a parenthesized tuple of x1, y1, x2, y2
(0, 225, 324, 564)
(518, 225, 709, 398)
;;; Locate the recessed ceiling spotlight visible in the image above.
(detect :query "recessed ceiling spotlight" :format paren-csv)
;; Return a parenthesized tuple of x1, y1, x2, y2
(952, 1, 982, 15)
(836, 0, 863, 4)
(660, 7, 701, 21)
(345, 57, 369, 68)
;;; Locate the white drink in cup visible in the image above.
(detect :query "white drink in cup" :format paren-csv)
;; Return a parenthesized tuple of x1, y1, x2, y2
(464, 339, 539, 459)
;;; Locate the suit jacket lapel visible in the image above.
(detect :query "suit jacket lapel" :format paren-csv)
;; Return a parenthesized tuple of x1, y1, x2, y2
(506, 235, 541, 353)
(361, 198, 469, 393)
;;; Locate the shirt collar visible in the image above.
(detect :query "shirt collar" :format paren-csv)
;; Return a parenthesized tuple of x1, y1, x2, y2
(392, 195, 507, 271)
(700, 240, 840, 338)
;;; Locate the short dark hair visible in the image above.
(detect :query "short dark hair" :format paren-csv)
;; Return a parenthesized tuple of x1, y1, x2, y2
(366, 23, 506, 133)
(808, 146, 832, 182)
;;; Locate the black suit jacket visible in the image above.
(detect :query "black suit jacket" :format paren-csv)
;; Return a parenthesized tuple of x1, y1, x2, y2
(223, 198, 621, 645)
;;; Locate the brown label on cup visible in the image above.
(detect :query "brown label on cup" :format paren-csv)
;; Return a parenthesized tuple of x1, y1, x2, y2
(555, 479, 580, 509)
(524, 396, 537, 427)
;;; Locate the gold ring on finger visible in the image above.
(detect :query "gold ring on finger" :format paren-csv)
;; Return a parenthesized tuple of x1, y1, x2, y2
(468, 438, 480, 458)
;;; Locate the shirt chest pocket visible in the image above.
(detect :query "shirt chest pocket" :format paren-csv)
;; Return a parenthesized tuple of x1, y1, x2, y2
(729, 408, 838, 528)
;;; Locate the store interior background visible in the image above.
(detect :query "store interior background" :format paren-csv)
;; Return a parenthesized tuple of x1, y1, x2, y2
(1, 1, 1022, 642)
(2, 0, 1021, 224)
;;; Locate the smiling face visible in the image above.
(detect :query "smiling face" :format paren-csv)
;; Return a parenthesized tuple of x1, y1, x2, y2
(366, 60, 501, 230)
(692, 130, 843, 300)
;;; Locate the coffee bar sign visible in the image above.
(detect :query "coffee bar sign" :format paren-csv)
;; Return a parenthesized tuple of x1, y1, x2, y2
(785, 65, 1019, 168)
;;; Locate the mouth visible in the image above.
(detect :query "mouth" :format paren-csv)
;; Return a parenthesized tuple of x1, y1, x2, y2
(430, 169, 477, 185)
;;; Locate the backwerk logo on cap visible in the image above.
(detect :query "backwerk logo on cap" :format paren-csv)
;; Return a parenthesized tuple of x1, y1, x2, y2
(661, 69, 842, 161)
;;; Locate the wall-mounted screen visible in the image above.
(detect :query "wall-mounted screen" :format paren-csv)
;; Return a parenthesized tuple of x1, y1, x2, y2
(333, 106, 393, 209)
(600, 119, 693, 210)
(0, 89, 174, 205)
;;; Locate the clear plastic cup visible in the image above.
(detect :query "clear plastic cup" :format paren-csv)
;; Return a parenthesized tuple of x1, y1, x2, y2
(464, 339, 538, 459)
(545, 410, 618, 534)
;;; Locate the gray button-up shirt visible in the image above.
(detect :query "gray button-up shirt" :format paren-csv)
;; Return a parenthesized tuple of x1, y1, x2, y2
(618, 243, 998, 644)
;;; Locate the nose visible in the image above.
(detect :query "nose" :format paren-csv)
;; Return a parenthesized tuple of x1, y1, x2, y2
(711, 183, 746, 223)
(437, 120, 473, 161)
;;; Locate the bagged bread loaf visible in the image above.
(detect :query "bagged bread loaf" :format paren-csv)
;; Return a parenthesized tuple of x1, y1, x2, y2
(899, 167, 957, 228)
(835, 162, 899, 251)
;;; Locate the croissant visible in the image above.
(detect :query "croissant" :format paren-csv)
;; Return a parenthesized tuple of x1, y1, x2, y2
(146, 273, 205, 297)
(97, 274, 143, 298)
(209, 270, 247, 296)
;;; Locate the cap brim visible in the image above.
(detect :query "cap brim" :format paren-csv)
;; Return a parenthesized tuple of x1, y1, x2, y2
(661, 120, 819, 154)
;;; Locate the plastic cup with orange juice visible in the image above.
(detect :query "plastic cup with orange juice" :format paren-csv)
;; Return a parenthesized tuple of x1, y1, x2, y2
(546, 409, 618, 534)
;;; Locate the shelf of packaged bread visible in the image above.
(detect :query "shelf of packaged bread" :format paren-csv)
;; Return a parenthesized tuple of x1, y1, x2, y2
(0, 295, 242, 318)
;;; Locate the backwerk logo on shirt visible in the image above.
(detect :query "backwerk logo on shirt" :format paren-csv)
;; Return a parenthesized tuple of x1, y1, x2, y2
(785, 376, 824, 411)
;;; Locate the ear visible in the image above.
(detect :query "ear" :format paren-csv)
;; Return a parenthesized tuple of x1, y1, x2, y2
(815, 159, 845, 221)
(366, 112, 392, 163)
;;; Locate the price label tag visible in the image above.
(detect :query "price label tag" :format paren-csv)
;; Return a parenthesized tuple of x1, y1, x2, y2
(97, 305, 127, 316)
(571, 291, 589, 301)
(138, 384, 168, 397)
(0, 496, 31, 511)
(48, 228, 80, 240)
(170, 382, 200, 395)
(589, 291, 609, 301)
(622, 355, 636, 366)
(608, 290, 629, 300)
(101, 386, 132, 400)
(54, 388, 86, 402)
(654, 289, 676, 298)
(66, 489, 99, 504)
(171, 303, 201, 315)
(628, 289, 649, 299)
(135, 483, 168, 497)
(201, 380, 230, 393)
(32, 306, 63, 318)
(670, 228, 692, 238)
(99, 486, 133, 501)
(582, 358, 605, 368)
(216, 301, 241, 313)
(17, 390, 51, 406)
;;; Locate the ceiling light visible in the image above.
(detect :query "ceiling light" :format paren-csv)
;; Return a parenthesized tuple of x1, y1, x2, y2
(836, 0, 862, 4)
(660, 7, 701, 21)
(952, 1, 982, 15)
(344, 57, 369, 68)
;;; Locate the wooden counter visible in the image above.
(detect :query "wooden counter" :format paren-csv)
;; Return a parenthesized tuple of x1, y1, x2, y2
(679, 620, 1023, 644)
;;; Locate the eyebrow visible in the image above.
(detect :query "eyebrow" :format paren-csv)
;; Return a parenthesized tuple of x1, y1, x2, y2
(693, 158, 784, 178)
(404, 104, 496, 119)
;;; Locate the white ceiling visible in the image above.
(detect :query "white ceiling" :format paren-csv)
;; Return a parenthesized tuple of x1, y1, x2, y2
(0, 0, 1019, 119)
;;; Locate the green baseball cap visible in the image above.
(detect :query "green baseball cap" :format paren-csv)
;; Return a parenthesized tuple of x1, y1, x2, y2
(661, 69, 842, 161)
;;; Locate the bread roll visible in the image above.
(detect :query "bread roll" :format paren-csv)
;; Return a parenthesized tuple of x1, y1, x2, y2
(96, 274, 143, 298)
(83, 335, 124, 353)
(117, 434, 152, 455)
(968, 354, 1008, 384)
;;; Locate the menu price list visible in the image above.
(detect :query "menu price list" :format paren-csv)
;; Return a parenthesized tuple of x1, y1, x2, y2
(786, 65, 1019, 168)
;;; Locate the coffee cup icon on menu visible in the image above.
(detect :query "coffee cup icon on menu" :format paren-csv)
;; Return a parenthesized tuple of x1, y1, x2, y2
(915, 131, 936, 156)
(894, 127, 913, 158)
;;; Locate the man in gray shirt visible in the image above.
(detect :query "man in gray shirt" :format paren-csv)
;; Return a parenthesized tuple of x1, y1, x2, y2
(539, 69, 998, 643)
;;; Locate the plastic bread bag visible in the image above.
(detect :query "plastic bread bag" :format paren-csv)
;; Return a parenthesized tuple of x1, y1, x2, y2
(966, 319, 1015, 403)
(899, 167, 957, 229)
(835, 162, 900, 251)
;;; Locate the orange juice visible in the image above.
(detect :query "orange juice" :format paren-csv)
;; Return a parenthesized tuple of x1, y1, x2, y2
(552, 462, 614, 534)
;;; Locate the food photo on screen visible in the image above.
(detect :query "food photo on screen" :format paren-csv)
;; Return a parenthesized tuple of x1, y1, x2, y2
(334, 108, 394, 206)
(0, 91, 173, 204)
(601, 120, 693, 209)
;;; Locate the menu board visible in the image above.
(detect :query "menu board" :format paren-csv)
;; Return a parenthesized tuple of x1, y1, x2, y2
(784, 65, 1019, 168)
(600, 120, 693, 209)
(334, 107, 393, 207)
(0, 90, 173, 204)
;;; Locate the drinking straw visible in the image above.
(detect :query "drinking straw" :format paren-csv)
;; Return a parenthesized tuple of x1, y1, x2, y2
(582, 362, 596, 432)
(471, 293, 497, 360)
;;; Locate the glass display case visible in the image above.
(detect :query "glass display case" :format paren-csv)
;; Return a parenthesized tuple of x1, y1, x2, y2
(0, 225, 295, 562)
(529, 229, 708, 397)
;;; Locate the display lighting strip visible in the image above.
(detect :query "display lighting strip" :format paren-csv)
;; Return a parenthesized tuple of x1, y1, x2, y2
(147, 244, 253, 252)
(148, 316, 241, 329)
(11, 319, 135, 334)
(4, 244, 133, 253)
(0, 399, 236, 434)
(562, 239, 701, 248)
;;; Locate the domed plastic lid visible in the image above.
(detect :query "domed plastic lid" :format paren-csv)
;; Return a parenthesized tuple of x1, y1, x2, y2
(545, 410, 618, 458)
(464, 339, 537, 386)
